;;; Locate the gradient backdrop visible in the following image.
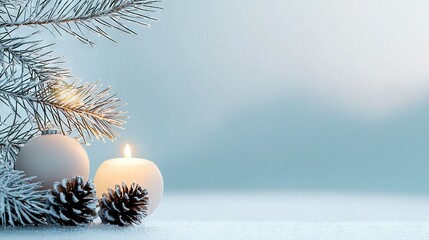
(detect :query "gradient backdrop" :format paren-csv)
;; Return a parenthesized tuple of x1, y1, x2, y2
(42, 0, 429, 193)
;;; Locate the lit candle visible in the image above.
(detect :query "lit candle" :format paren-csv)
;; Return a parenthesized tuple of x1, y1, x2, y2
(94, 144, 164, 215)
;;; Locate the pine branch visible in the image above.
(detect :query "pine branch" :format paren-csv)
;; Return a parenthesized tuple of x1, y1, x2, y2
(0, 62, 45, 127)
(0, 0, 158, 167)
(0, 0, 25, 8)
(0, 34, 127, 144)
(36, 80, 128, 143)
(0, 116, 37, 170)
(0, 168, 48, 227)
(0, 0, 162, 46)
(0, 69, 127, 143)
(0, 30, 69, 83)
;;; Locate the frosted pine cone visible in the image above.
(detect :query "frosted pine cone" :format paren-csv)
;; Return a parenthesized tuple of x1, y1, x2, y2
(46, 176, 98, 226)
(98, 182, 150, 226)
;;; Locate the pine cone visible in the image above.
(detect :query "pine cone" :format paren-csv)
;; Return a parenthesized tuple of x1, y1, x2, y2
(46, 176, 98, 226)
(99, 182, 150, 226)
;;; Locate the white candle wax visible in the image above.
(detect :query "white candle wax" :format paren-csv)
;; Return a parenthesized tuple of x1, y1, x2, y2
(94, 145, 163, 215)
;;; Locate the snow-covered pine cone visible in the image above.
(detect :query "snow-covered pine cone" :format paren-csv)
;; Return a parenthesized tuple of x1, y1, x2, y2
(46, 176, 98, 226)
(98, 182, 150, 226)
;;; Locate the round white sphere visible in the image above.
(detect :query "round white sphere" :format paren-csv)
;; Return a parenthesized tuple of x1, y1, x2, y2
(94, 158, 163, 216)
(16, 133, 90, 189)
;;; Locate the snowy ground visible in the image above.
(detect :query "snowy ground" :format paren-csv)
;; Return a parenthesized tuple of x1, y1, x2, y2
(5, 221, 429, 240)
(3, 191, 429, 239)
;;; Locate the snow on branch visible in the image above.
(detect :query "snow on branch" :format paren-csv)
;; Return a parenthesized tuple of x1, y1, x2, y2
(0, 0, 162, 46)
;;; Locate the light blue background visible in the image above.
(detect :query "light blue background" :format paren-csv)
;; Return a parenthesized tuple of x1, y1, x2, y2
(41, 0, 429, 193)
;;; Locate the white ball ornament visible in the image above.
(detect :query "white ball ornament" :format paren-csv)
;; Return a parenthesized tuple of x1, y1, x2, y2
(15, 130, 90, 189)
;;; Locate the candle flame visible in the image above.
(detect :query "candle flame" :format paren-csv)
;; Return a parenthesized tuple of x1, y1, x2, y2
(124, 144, 132, 158)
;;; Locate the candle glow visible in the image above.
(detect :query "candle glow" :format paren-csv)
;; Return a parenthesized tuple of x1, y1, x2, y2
(124, 144, 132, 158)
